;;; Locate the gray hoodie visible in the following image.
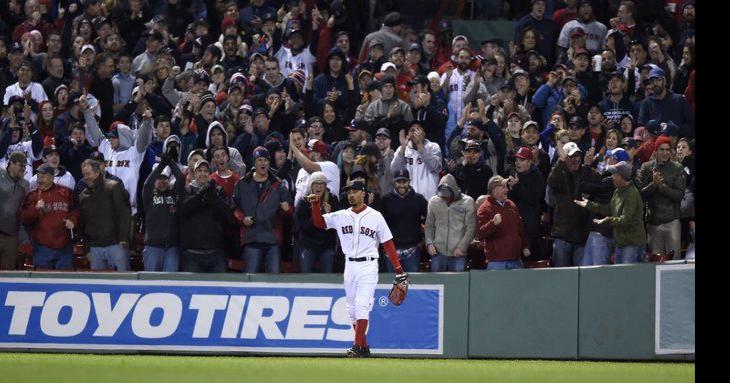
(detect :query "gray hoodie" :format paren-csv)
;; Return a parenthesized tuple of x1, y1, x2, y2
(205, 121, 246, 176)
(0, 167, 29, 235)
(424, 174, 476, 257)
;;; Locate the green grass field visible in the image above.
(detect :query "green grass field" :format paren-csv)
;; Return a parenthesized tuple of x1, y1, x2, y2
(0, 353, 694, 383)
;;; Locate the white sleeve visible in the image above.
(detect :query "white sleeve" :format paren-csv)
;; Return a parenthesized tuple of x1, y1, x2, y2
(440, 72, 448, 88)
(557, 22, 571, 48)
(377, 213, 394, 244)
(320, 161, 340, 196)
(3, 86, 12, 105)
(29, 175, 38, 191)
(322, 211, 340, 230)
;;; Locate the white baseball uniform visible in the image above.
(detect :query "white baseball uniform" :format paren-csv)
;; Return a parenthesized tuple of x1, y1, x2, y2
(323, 206, 393, 322)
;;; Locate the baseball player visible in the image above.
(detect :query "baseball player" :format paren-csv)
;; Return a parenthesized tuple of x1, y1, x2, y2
(308, 180, 409, 357)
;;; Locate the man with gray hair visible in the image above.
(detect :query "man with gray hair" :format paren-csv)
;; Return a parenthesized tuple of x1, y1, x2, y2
(575, 161, 646, 263)
(476, 175, 530, 270)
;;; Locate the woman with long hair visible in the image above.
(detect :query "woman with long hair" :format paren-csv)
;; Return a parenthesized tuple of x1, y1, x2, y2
(37, 101, 56, 140)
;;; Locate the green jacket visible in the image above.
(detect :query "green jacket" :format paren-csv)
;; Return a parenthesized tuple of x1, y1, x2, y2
(586, 183, 646, 247)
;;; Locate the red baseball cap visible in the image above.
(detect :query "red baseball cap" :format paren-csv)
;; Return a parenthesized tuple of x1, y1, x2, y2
(308, 139, 329, 158)
(514, 146, 534, 160)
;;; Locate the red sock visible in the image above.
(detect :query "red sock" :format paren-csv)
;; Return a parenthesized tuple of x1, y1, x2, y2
(355, 319, 368, 347)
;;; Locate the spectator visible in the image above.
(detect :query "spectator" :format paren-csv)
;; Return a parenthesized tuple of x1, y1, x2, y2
(374, 128, 395, 194)
(295, 171, 339, 273)
(477, 175, 531, 270)
(141, 154, 185, 272)
(391, 121, 442, 201)
(440, 48, 476, 148)
(424, 174, 476, 272)
(507, 147, 546, 261)
(19, 163, 79, 270)
(636, 135, 686, 260)
(233, 147, 292, 273)
(557, 0, 608, 54)
(576, 161, 646, 263)
(363, 75, 413, 134)
(178, 159, 233, 272)
(82, 93, 153, 214)
(77, 159, 132, 271)
(0, 151, 29, 269)
(380, 169, 428, 273)
(205, 121, 246, 176)
(3, 60, 48, 106)
(599, 71, 636, 126)
(313, 48, 356, 116)
(29, 145, 76, 191)
(637, 67, 695, 138)
(453, 139, 494, 201)
(358, 12, 404, 64)
(290, 134, 341, 207)
(547, 142, 591, 266)
(513, 0, 559, 65)
(58, 123, 95, 182)
(112, 53, 136, 113)
(0, 101, 43, 182)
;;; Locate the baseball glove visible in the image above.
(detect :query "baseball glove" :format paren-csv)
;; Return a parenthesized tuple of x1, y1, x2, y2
(389, 273, 409, 306)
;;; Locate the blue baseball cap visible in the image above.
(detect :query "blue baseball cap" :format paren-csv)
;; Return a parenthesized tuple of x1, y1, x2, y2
(606, 148, 629, 162)
(648, 67, 666, 80)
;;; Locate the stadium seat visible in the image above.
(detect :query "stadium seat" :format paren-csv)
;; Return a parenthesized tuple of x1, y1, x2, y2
(228, 258, 245, 272)
(523, 259, 551, 268)
(647, 253, 671, 263)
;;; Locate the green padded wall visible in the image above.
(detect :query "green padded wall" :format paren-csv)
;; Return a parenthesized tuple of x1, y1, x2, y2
(469, 268, 580, 359)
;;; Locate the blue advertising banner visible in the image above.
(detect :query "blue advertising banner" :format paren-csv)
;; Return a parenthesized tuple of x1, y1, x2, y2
(0, 278, 443, 355)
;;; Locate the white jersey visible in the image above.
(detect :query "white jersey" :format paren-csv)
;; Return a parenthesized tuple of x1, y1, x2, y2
(558, 20, 608, 52)
(3, 82, 48, 105)
(441, 68, 476, 122)
(275, 46, 316, 79)
(294, 161, 340, 207)
(98, 139, 145, 213)
(0, 140, 37, 182)
(323, 206, 393, 258)
(29, 171, 76, 191)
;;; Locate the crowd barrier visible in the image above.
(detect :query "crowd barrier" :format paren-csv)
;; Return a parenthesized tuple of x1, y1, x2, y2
(0, 262, 694, 361)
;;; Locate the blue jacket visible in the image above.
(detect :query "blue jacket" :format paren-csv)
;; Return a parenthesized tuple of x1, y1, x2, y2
(638, 92, 695, 138)
(532, 83, 588, 128)
(312, 72, 352, 113)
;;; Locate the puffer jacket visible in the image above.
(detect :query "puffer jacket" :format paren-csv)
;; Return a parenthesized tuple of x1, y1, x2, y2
(636, 159, 686, 225)
(546, 160, 591, 244)
(424, 174, 476, 257)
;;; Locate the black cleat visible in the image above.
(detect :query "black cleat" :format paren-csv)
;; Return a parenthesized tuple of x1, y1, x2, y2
(346, 345, 371, 358)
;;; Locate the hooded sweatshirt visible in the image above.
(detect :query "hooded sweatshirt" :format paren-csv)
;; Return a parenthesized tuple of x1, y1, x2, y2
(424, 174, 476, 257)
(391, 138, 442, 200)
(150, 135, 189, 186)
(84, 109, 153, 214)
(142, 159, 186, 247)
(0, 166, 29, 236)
(205, 121, 246, 176)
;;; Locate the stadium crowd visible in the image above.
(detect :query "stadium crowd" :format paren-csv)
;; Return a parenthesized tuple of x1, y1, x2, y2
(0, 0, 696, 273)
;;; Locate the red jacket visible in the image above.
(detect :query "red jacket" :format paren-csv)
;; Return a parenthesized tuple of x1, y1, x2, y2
(20, 184, 79, 250)
(476, 196, 528, 262)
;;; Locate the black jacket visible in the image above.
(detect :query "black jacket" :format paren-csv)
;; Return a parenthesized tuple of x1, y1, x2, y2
(78, 176, 131, 247)
(454, 159, 493, 201)
(547, 161, 592, 244)
(580, 168, 614, 237)
(296, 193, 339, 251)
(142, 159, 185, 247)
(508, 165, 545, 236)
(380, 187, 428, 249)
(177, 180, 234, 251)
